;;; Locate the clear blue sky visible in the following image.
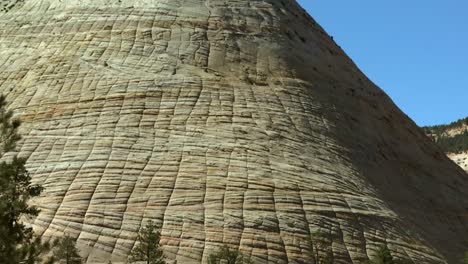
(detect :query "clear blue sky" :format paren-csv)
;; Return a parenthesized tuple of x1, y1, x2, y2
(297, 0, 468, 126)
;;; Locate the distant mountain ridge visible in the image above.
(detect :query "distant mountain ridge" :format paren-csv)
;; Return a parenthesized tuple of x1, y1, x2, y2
(423, 117, 468, 171)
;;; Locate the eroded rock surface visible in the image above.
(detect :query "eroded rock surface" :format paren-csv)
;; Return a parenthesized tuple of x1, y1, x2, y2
(448, 152, 468, 172)
(0, 1, 467, 263)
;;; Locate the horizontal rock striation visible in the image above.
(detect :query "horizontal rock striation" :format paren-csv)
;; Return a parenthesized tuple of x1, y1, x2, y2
(0, 0, 467, 263)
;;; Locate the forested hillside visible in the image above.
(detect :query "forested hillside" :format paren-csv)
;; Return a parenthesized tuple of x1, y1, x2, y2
(423, 117, 468, 153)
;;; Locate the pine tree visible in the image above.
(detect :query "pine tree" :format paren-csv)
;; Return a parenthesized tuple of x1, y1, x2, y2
(0, 95, 21, 156)
(129, 220, 166, 264)
(21, 236, 55, 264)
(370, 245, 394, 264)
(0, 95, 46, 264)
(308, 231, 333, 264)
(207, 245, 253, 264)
(53, 235, 82, 264)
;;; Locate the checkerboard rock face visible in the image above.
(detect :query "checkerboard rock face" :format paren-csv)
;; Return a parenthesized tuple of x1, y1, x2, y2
(0, 0, 467, 263)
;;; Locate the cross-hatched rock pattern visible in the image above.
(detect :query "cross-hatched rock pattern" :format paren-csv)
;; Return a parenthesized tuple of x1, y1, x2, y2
(0, 0, 467, 263)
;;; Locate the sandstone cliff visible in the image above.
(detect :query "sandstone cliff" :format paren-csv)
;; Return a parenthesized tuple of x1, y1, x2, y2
(0, 0, 467, 263)
(423, 117, 468, 172)
(448, 152, 468, 172)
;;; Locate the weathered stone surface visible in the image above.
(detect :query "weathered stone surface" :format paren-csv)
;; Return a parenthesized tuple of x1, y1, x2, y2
(450, 152, 468, 172)
(0, 1, 467, 263)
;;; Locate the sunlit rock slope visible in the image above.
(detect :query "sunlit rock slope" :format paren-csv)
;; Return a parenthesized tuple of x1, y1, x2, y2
(0, 0, 467, 263)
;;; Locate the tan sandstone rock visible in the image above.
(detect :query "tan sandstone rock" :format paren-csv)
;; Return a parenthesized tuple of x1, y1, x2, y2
(448, 152, 468, 172)
(0, 0, 467, 263)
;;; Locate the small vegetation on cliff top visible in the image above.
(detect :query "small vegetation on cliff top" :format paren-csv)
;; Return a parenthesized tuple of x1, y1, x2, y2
(422, 117, 468, 135)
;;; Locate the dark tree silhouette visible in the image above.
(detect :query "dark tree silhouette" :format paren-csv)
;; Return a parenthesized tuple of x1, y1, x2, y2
(0, 95, 48, 264)
(53, 235, 82, 264)
(208, 244, 253, 264)
(129, 220, 166, 264)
